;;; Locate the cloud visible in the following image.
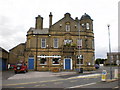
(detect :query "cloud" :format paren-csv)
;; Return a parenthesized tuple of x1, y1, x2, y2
(0, 0, 118, 59)
(0, 16, 27, 50)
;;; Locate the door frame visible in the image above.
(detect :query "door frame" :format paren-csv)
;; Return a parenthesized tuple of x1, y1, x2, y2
(64, 58, 72, 70)
(28, 57, 34, 70)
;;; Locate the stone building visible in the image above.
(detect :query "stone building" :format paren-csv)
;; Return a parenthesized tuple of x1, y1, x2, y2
(24, 12, 95, 71)
(0, 47, 9, 70)
(9, 43, 25, 64)
(106, 52, 120, 65)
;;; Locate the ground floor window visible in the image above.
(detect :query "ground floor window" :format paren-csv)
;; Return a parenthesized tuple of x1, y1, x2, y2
(76, 55, 83, 64)
(40, 58, 47, 65)
(52, 58, 60, 65)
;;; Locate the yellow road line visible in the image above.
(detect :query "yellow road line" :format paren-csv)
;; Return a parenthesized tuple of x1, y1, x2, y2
(54, 82, 63, 84)
(41, 84, 46, 86)
(15, 87, 24, 88)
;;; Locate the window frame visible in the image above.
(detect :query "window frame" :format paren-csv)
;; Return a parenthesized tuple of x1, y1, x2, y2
(41, 38, 46, 48)
(66, 24, 70, 32)
(39, 58, 47, 65)
(86, 23, 90, 30)
(77, 39, 82, 48)
(52, 58, 60, 65)
(53, 38, 59, 48)
(76, 55, 83, 65)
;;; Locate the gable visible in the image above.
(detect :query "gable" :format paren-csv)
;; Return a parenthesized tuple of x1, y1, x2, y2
(50, 13, 78, 32)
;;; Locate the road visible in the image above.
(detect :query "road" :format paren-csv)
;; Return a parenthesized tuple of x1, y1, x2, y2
(1, 66, 119, 90)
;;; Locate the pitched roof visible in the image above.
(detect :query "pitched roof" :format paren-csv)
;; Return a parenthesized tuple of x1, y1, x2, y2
(27, 28, 49, 34)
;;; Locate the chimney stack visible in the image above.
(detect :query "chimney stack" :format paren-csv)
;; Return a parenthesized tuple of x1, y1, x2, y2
(49, 12, 52, 28)
(35, 15, 43, 29)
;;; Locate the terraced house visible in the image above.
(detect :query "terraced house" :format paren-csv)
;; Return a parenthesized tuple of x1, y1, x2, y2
(9, 12, 95, 71)
(24, 12, 95, 71)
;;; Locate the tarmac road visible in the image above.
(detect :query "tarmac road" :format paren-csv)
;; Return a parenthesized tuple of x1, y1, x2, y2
(1, 66, 119, 90)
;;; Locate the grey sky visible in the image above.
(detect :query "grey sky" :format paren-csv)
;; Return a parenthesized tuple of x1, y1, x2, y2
(0, 0, 118, 59)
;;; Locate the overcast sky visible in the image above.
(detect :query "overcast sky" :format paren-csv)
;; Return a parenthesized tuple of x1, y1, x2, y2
(0, 0, 119, 59)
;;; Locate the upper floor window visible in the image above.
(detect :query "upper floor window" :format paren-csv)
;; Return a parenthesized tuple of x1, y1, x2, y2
(117, 55, 119, 60)
(92, 39, 94, 49)
(86, 23, 90, 30)
(64, 39, 72, 45)
(53, 38, 59, 48)
(66, 22, 70, 32)
(41, 38, 46, 48)
(77, 39, 82, 48)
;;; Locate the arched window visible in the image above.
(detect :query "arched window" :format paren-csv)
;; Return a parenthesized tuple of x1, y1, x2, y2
(65, 22, 70, 32)
(86, 23, 90, 30)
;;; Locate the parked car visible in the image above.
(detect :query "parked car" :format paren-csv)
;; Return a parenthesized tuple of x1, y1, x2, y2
(95, 64, 100, 69)
(14, 63, 28, 74)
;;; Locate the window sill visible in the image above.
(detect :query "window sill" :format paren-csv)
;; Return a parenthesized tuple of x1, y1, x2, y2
(52, 64, 60, 65)
(76, 64, 83, 65)
(39, 64, 47, 65)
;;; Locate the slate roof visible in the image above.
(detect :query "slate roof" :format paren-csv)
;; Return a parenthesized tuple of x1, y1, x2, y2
(27, 28, 49, 34)
(80, 13, 92, 20)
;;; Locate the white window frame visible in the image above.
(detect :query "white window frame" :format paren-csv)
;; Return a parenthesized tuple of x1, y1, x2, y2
(77, 39, 82, 48)
(52, 58, 60, 65)
(66, 24, 70, 32)
(76, 55, 83, 65)
(53, 38, 59, 48)
(86, 23, 90, 30)
(64, 39, 72, 45)
(41, 38, 46, 48)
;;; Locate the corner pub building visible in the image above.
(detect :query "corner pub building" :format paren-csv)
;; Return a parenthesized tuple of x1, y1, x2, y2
(25, 12, 95, 71)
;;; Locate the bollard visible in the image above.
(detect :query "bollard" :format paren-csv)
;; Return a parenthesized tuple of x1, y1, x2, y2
(101, 70, 107, 82)
(114, 69, 118, 79)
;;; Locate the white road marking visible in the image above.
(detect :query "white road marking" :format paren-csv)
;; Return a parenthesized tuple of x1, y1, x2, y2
(114, 86, 119, 88)
(68, 74, 101, 79)
(67, 82, 97, 88)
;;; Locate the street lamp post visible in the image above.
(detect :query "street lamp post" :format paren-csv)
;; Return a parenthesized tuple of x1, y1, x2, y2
(35, 34, 38, 71)
(107, 24, 112, 79)
(78, 20, 81, 70)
